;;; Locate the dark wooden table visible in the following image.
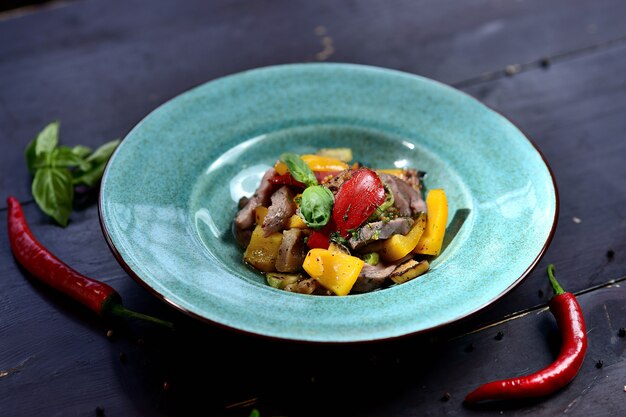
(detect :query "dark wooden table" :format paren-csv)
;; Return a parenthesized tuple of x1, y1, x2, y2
(2, 1, 626, 416)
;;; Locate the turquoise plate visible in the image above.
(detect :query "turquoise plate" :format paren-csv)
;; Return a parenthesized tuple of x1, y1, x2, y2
(99, 63, 558, 343)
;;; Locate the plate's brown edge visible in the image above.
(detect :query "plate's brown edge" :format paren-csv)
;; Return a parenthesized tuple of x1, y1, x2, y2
(97, 80, 560, 346)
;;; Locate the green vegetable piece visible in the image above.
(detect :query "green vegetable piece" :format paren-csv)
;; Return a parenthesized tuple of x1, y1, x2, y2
(86, 139, 121, 164)
(280, 152, 318, 187)
(25, 122, 61, 175)
(34, 121, 59, 156)
(299, 185, 334, 228)
(362, 252, 380, 266)
(249, 410, 260, 417)
(24, 121, 121, 226)
(25, 139, 42, 176)
(72, 145, 92, 158)
(32, 167, 74, 226)
(51, 147, 91, 171)
(266, 273, 300, 290)
(73, 139, 121, 186)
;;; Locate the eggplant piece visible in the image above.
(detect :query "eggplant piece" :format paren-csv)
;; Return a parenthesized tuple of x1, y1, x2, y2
(389, 259, 430, 284)
(266, 272, 301, 290)
(284, 277, 320, 294)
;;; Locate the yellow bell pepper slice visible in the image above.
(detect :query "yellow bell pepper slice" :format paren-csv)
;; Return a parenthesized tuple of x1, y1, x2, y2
(244, 222, 283, 272)
(380, 214, 427, 262)
(414, 189, 448, 256)
(287, 214, 307, 229)
(377, 169, 405, 177)
(275, 155, 349, 175)
(302, 248, 364, 296)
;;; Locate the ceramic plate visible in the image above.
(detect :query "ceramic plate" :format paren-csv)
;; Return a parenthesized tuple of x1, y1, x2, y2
(99, 63, 558, 343)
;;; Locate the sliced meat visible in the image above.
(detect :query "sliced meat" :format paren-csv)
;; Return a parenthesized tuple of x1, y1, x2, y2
(378, 173, 427, 217)
(275, 229, 308, 273)
(351, 254, 414, 293)
(402, 169, 426, 188)
(322, 169, 354, 194)
(348, 217, 414, 250)
(351, 263, 397, 293)
(234, 168, 277, 231)
(262, 186, 296, 236)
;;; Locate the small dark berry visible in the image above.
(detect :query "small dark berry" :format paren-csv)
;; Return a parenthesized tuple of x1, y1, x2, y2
(495, 331, 504, 341)
(607, 249, 615, 260)
(441, 392, 452, 402)
(464, 343, 474, 353)
(137, 338, 145, 347)
(540, 57, 551, 68)
(119, 352, 127, 363)
(163, 381, 171, 391)
(538, 289, 544, 298)
(596, 360, 603, 369)
(95, 406, 105, 417)
(618, 328, 625, 338)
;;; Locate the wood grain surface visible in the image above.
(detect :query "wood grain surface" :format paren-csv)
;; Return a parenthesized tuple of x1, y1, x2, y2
(1, 1, 626, 416)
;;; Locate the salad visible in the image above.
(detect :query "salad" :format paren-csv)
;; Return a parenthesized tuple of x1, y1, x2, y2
(233, 149, 448, 296)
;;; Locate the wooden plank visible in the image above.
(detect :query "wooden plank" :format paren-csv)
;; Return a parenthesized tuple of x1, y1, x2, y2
(0, 202, 183, 416)
(1, 2, 626, 415)
(2, 0, 626, 204)
(2, 20, 624, 321)
(458, 41, 626, 326)
(2, 198, 623, 416)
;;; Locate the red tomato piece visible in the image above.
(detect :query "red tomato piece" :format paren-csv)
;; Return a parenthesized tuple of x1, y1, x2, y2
(268, 173, 305, 189)
(332, 168, 385, 236)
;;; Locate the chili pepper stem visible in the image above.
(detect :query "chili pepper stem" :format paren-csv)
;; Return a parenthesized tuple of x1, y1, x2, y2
(107, 302, 175, 331)
(547, 264, 565, 296)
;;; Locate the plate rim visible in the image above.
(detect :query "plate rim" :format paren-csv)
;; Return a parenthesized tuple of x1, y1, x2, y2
(98, 62, 560, 343)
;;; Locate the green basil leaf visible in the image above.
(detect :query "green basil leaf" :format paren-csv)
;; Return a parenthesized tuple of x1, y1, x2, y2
(25, 138, 44, 175)
(86, 139, 120, 164)
(279, 152, 317, 187)
(51, 147, 91, 171)
(73, 139, 120, 187)
(72, 160, 107, 187)
(299, 185, 334, 228)
(72, 145, 92, 159)
(32, 167, 74, 226)
(34, 121, 59, 157)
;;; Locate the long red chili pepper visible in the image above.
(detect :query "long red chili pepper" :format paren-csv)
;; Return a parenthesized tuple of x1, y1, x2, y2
(7, 196, 174, 330)
(464, 264, 587, 403)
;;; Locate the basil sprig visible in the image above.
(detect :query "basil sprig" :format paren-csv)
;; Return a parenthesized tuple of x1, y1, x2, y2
(25, 121, 120, 226)
(299, 185, 334, 228)
(279, 152, 318, 187)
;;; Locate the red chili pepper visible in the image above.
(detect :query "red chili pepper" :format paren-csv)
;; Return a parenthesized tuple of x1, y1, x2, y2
(6, 197, 174, 330)
(332, 168, 385, 236)
(464, 264, 587, 404)
(268, 173, 305, 189)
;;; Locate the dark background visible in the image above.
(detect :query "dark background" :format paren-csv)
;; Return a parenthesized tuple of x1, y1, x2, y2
(1, 1, 625, 416)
